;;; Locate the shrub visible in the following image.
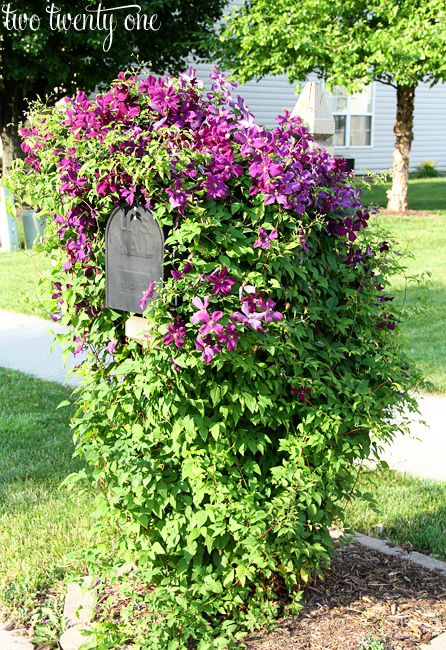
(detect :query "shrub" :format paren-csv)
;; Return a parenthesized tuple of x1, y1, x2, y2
(412, 160, 442, 178)
(7, 67, 420, 649)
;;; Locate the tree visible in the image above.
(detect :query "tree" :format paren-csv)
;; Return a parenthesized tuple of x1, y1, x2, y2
(0, 0, 227, 173)
(216, 0, 446, 212)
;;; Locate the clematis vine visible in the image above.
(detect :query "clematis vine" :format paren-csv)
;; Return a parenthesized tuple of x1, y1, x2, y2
(207, 266, 236, 296)
(253, 228, 278, 251)
(164, 319, 187, 348)
(231, 303, 265, 333)
(195, 335, 222, 363)
(138, 281, 156, 311)
(259, 299, 283, 323)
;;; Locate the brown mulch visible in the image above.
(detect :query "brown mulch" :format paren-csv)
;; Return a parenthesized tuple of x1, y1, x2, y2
(243, 539, 446, 649)
(93, 539, 446, 649)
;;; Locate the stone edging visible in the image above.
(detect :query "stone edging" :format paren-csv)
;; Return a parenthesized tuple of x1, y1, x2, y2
(351, 532, 446, 576)
(59, 534, 446, 650)
(59, 577, 95, 650)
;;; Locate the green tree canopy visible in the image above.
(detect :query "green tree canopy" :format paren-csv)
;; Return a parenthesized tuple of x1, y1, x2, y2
(0, 0, 227, 172)
(217, 0, 446, 212)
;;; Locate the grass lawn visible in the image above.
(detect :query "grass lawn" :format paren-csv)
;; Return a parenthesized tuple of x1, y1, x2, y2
(345, 469, 446, 561)
(0, 367, 97, 627)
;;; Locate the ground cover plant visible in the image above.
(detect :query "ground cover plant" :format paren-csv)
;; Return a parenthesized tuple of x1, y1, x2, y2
(411, 161, 443, 179)
(0, 367, 94, 644)
(7, 67, 422, 649)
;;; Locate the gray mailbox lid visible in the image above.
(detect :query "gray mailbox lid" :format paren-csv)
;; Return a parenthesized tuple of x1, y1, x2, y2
(105, 203, 164, 314)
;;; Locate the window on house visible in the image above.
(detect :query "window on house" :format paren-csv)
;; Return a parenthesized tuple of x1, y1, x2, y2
(325, 84, 373, 147)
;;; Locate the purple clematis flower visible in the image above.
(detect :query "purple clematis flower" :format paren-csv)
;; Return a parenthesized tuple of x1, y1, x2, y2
(106, 339, 117, 355)
(240, 286, 267, 312)
(231, 303, 265, 333)
(203, 173, 228, 200)
(191, 295, 210, 324)
(253, 228, 278, 250)
(259, 299, 284, 323)
(171, 262, 194, 281)
(195, 335, 222, 363)
(207, 266, 236, 296)
(249, 153, 283, 185)
(138, 281, 157, 311)
(223, 322, 239, 351)
(74, 333, 86, 356)
(291, 386, 311, 401)
(199, 310, 224, 337)
(299, 230, 309, 254)
(164, 319, 186, 348)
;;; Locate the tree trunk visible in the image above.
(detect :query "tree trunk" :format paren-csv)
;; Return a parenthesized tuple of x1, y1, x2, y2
(0, 78, 33, 177)
(1, 124, 24, 175)
(386, 84, 415, 212)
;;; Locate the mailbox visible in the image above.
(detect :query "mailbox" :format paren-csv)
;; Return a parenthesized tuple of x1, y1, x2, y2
(105, 203, 164, 314)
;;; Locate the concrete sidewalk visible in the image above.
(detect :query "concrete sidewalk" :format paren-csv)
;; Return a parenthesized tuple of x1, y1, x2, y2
(0, 309, 445, 481)
(381, 393, 446, 482)
(0, 310, 85, 386)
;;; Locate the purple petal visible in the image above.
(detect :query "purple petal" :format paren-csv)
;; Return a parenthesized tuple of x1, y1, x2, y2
(200, 323, 212, 336)
(212, 323, 224, 337)
(202, 347, 215, 363)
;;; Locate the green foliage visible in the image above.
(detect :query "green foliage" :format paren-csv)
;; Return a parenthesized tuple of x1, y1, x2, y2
(412, 160, 443, 179)
(217, 0, 446, 91)
(6, 73, 422, 649)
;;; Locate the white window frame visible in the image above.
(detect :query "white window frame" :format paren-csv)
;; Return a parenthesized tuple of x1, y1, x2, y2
(326, 82, 375, 149)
